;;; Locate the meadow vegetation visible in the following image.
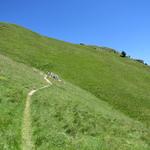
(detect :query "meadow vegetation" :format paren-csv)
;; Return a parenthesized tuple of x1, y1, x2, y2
(0, 22, 150, 149)
(31, 81, 149, 149)
(0, 54, 45, 149)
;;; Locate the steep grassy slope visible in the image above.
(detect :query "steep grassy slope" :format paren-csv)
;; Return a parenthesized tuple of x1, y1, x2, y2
(0, 54, 46, 149)
(0, 22, 150, 127)
(1, 54, 149, 149)
(31, 80, 150, 150)
(0, 23, 150, 149)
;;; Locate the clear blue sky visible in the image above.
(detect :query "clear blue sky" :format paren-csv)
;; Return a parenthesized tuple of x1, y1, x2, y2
(0, 0, 150, 64)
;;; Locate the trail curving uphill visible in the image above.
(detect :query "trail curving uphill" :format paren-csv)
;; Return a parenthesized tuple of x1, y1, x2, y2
(22, 75, 52, 150)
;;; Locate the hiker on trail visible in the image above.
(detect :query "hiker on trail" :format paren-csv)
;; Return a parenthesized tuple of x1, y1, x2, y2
(47, 72, 51, 77)
(47, 71, 61, 81)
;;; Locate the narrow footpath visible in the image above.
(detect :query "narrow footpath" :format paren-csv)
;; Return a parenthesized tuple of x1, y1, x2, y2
(22, 75, 52, 150)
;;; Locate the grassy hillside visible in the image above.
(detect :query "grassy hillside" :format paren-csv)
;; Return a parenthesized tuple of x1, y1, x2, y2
(0, 22, 150, 127)
(0, 54, 149, 149)
(31, 80, 149, 150)
(0, 54, 46, 149)
(0, 22, 150, 149)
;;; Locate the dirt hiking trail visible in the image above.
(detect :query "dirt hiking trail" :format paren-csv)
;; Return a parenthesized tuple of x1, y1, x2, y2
(22, 75, 52, 150)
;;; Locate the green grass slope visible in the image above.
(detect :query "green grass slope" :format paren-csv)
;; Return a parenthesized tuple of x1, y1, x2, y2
(0, 22, 150, 150)
(0, 54, 149, 149)
(31, 80, 150, 150)
(0, 22, 150, 127)
(0, 54, 46, 149)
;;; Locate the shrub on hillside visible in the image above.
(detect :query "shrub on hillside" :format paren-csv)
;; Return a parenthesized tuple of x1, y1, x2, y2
(80, 43, 85, 46)
(120, 51, 126, 57)
(135, 59, 144, 64)
(0, 25, 7, 29)
(100, 47, 118, 53)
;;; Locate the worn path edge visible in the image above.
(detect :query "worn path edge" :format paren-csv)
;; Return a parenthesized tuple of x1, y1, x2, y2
(22, 75, 52, 150)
